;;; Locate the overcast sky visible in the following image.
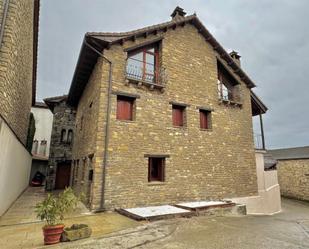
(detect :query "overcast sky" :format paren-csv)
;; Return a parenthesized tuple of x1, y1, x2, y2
(37, 0, 309, 149)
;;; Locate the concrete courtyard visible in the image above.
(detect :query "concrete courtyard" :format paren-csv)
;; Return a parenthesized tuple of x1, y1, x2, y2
(49, 198, 309, 249)
(0, 188, 308, 249)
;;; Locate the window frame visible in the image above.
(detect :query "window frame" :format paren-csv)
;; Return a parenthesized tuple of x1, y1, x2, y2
(148, 157, 165, 182)
(127, 43, 160, 83)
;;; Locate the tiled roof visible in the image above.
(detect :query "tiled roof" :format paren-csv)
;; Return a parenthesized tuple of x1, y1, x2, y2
(68, 8, 259, 107)
(268, 146, 309, 160)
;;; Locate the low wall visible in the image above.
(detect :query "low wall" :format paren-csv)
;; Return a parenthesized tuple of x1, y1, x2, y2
(0, 119, 32, 216)
(230, 150, 281, 215)
(277, 159, 309, 201)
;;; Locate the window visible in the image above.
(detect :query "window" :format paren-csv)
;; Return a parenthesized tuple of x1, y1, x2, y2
(148, 157, 165, 182)
(32, 140, 38, 154)
(199, 110, 211, 129)
(172, 105, 185, 127)
(117, 95, 135, 121)
(67, 129, 73, 144)
(217, 61, 241, 102)
(60, 129, 66, 143)
(39, 140, 47, 156)
(126, 44, 159, 83)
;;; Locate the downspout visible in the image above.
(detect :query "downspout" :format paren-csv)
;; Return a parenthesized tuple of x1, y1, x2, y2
(0, 0, 10, 50)
(84, 40, 112, 211)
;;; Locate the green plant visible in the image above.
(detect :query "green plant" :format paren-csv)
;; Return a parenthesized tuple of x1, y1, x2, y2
(35, 188, 80, 226)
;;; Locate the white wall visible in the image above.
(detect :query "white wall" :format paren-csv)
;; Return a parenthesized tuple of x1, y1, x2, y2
(0, 119, 32, 216)
(230, 150, 281, 215)
(31, 106, 53, 157)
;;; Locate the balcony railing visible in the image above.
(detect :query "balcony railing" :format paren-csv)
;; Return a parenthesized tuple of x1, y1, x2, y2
(254, 133, 264, 150)
(125, 57, 167, 87)
(217, 81, 242, 104)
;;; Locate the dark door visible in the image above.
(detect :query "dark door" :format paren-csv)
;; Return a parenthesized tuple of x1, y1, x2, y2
(55, 163, 71, 189)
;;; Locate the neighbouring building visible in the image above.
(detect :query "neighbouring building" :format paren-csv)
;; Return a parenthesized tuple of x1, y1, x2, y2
(270, 146, 309, 202)
(0, 0, 40, 215)
(30, 102, 53, 182)
(67, 7, 279, 213)
(44, 95, 76, 190)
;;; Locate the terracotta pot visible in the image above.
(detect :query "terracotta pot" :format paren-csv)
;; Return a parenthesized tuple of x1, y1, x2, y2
(42, 224, 65, 245)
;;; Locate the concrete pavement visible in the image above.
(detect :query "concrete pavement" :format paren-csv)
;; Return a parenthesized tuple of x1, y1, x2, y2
(51, 198, 309, 249)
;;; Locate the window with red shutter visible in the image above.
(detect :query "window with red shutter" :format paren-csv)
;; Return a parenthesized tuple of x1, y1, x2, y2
(116, 95, 134, 120)
(199, 109, 211, 129)
(172, 105, 185, 127)
(148, 157, 165, 182)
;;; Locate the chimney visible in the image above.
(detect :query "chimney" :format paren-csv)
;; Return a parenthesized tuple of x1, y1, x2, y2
(229, 51, 241, 66)
(171, 6, 186, 20)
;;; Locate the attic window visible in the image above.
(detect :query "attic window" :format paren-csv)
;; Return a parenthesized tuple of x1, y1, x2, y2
(217, 60, 242, 104)
(126, 43, 159, 84)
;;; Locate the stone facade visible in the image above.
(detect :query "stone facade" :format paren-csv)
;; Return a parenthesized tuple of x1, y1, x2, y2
(44, 96, 76, 190)
(277, 159, 309, 201)
(71, 12, 259, 211)
(0, 0, 37, 144)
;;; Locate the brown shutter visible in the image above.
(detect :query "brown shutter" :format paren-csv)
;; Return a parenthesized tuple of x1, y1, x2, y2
(172, 106, 184, 126)
(117, 97, 133, 120)
(200, 111, 208, 129)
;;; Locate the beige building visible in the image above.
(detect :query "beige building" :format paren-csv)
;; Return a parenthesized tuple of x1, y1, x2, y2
(67, 7, 275, 212)
(270, 146, 309, 202)
(0, 0, 40, 215)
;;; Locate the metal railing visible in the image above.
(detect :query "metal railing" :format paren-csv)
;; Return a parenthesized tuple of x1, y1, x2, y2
(125, 57, 167, 85)
(217, 80, 242, 103)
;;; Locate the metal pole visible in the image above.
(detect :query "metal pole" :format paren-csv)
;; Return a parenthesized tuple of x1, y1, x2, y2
(259, 112, 265, 150)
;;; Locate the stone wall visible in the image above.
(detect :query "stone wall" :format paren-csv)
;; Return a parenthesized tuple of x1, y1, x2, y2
(0, 0, 35, 144)
(47, 100, 76, 189)
(277, 159, 309, 201)
(73, 23, 258, 210)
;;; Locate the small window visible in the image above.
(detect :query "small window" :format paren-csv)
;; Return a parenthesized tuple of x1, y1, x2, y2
(199, 110, 211, 129)
(172, 105, 185, 127)
(217, 61, 241, 102)
(117, 95, 135, 121)
(67, 129, 73, 144)
(148, 157, 165, 182)
(60, 129, 66, 143)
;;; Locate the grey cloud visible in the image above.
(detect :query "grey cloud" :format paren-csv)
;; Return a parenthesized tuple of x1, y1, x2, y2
(37, 0, 309, 148)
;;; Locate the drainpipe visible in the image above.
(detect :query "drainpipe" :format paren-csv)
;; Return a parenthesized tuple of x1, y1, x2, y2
(84, 39, 112, 212)
(0, 0, 10, 50)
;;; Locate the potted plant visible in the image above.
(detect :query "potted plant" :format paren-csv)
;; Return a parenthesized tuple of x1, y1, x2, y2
(35, 187, 80, 245)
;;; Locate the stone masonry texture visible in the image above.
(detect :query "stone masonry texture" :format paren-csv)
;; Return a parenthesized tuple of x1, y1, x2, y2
(47, 99, 76, 189)
(72, 23, 258, 210)
(0, 0, 35, 145)
(277, 159, 309, 201)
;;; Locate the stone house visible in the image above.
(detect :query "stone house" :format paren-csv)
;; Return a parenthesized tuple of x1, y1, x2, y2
(44, 95, 76, 190)
(67, 7, 270, 211)
(29, 102, 53, 182)
(0, 0, 40, 215)
(270, 146, 309, 202)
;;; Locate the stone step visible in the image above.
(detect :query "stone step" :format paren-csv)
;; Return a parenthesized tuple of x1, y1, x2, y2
(117, 201, 246, 221)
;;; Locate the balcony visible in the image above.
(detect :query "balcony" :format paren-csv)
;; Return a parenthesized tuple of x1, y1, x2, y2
(217, 81, 242, 106)
(125, 57, 167, 90)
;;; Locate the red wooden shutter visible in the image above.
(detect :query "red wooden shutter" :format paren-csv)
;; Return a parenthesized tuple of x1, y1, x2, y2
(117, 97, 133, 120)
(200, 111, 208, 129)
(172, 106, 184, 126)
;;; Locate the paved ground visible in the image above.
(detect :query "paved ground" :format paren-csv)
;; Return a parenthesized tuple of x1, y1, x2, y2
(0, 187, 89, 226)
(1, 188, 309, 249)
(0, 187, 139, 248)
(49, 198, 309, 249)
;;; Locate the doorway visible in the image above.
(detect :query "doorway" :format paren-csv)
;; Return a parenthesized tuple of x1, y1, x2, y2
(55, 163, 71, 189)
